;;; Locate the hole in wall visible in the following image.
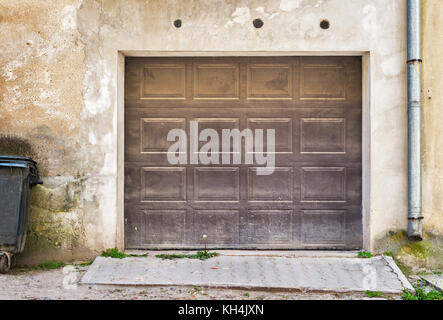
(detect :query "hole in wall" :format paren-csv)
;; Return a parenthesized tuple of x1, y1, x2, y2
(253, 18, 264, 28)
(320, 19, 330, 29)
(173, 19, 182, 28)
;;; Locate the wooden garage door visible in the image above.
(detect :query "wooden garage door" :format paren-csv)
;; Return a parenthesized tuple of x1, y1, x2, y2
(124, 56, 362, 249)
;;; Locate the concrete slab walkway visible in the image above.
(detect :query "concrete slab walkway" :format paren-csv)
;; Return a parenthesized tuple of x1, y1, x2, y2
(81, 251, 414, 294)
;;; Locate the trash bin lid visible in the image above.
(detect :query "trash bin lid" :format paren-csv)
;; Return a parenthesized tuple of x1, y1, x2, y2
(0, 155, 37, 168)
(0, 155, 36, 163)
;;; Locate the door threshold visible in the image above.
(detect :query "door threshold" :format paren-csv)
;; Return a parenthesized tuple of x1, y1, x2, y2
(124, 249, 360, 258)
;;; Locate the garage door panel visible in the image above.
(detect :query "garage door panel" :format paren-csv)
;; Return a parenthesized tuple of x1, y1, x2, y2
(194, 210, 240, 245)
(247, 167, 293, 202)
(300, 167, 346, 202)
(193, 167, 240, 202)
(300, 118, 346, 154)
(125, 56, 362, 249)
(299, 56, 361, 104)
(192, 118, 240, 154)
(246, 210, 293, 244)
(294, 116, 362, 163)
(142, 210, 186, 244)
(140, 167, 186, 202)
(194, 64, 240, 100)
(140, 118, 187, 154)
(141, 64, 187, 100)
(295, 206, 362, 249)
(300, 209, 346, 246)
(125, 114, 188, 162)
(294, 164, 361, 205)
(126, 165, 188, 204)
(246, 64, 294, 100)
(246, 118, 293, 154)
(300, 63, 346, 101)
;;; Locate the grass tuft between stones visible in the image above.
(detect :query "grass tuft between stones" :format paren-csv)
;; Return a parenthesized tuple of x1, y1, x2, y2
(101, 248, 148, 259)
(402, 284, 443, 300)
(357, 251, 372, 258)
(156, 251, 219, 261)
(364, 290, 383, 298)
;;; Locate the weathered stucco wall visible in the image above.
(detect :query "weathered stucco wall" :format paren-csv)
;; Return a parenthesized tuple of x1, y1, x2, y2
(0, 0, 414, 262)
(422, 0, 443, 236)
(0, 0, 116, 262)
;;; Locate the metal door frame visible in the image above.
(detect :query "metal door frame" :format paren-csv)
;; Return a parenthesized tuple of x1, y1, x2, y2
(116, 51, 371, 251)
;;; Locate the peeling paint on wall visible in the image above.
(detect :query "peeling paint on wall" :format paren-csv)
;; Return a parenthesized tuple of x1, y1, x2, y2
(232, 7, 251, 25)
(279, 0, 301, 11)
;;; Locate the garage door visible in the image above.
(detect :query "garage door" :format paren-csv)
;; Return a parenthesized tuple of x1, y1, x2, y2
(124, 56, 362, 249)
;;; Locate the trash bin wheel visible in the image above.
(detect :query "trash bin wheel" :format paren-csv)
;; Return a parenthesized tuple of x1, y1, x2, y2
(0, 253, 11, 274)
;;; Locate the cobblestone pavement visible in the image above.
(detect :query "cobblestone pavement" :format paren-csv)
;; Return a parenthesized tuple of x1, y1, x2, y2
(81, 251, 413, 294)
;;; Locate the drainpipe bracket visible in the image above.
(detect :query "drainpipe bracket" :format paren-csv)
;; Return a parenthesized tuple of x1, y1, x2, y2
(407, 59, 422, 64)
(407, 216, 424, 220)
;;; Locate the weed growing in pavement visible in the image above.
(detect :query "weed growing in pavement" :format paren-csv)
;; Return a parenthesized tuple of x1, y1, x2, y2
(155, 251, 219, 261)
(101, 248, 148, 259)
